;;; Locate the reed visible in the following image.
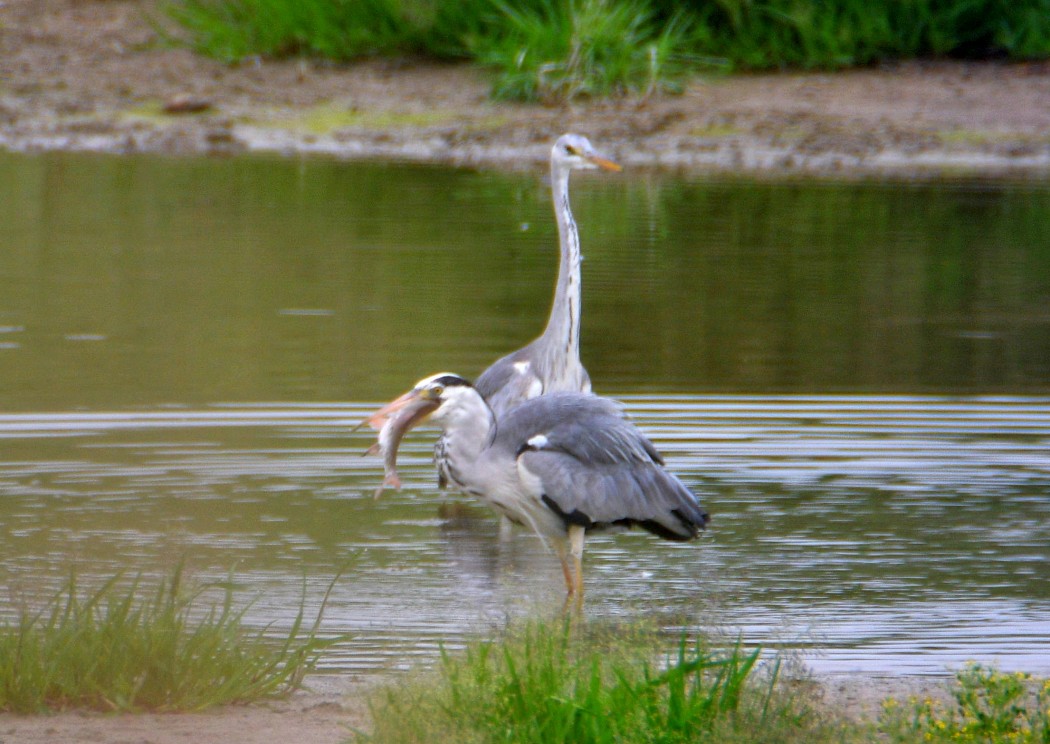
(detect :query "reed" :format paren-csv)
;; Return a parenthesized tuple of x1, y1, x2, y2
(0, 566, 341, 713)
(365, 619, 847, 743)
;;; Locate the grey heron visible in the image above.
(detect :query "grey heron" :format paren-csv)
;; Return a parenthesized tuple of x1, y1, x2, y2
(436, 133, 620, 511)
(471, 133, 620, 413)
(368, 373, 709, 599)
(361, 134, 620, 501)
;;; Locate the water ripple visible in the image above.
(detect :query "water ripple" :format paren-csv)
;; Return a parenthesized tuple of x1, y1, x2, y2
(1, 396, 1048, 677)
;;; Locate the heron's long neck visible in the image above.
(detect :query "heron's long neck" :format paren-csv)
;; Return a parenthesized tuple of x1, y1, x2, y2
(539, 165, 582, 363)
(437, 393, 497, 484)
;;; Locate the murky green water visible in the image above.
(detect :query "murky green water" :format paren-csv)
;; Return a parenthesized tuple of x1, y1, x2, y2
(1, 152, 1049, 677)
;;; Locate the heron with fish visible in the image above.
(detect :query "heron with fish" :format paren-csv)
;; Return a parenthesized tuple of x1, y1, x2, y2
(360, 134, 708, 599)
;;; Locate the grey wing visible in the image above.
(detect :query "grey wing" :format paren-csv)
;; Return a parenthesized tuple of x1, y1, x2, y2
(474, 352, 544, 417)
(513, 406, 708, 540)
(500, 394, 656, 464)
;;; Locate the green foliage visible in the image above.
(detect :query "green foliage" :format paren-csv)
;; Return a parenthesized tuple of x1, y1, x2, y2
(0, 566, 342, 712)
(880, 663, 1050, 743)
(464, 0, 693, 101)
(164, 0, 413, 62)
(162, 0, 1050, 99)
(414, 0, 498, 59)
(659, 0, 1050, 70)
(365, 619, 846, 743)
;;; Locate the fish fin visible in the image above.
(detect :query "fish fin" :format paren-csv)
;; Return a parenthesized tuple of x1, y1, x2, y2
(365, 413, 387, 431)
(352, 414, 388, 435)
(365, 442, 381, 456)
(373, 472, 401, 500)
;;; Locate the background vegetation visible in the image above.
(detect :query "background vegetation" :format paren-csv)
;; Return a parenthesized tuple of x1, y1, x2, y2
(164, 0, 1050, 100)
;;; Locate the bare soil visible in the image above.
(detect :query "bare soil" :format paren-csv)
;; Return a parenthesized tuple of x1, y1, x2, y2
(0, 678, 370, 744)
(0, 0, 1041, 740)
(5, 0, 1050, 175)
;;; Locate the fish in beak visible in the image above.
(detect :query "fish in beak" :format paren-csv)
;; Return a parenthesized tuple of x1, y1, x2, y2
(356, 388, 439, 499)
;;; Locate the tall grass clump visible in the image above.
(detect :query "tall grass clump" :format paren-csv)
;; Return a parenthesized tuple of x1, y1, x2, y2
(464, 0, 694, 101)
(164, 0, 413, 62)
(0, 566, 341, 712)
(366, 619, 846, 744)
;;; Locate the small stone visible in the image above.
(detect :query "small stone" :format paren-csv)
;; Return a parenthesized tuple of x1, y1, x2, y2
(162, 95, 213, 115)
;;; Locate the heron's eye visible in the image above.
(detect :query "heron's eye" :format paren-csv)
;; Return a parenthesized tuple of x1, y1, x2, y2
(565, 145, 578, 156)
(431, 385, 445, 398)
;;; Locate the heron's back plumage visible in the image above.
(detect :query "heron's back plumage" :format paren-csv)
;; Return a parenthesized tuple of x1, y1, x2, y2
(475, 344, 591, 418)
(495, 393, 709, 540)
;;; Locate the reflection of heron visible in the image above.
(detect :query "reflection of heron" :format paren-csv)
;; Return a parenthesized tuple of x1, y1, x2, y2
(437, 134, 621, 492)
(373, 373, 709, 600)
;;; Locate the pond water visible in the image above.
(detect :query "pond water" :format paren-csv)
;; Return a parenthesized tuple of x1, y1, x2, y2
(1, 152, 1049, 678)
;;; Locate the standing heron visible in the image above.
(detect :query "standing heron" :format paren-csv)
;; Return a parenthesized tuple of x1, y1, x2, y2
(473, 133, 620, 413)
(435, 134, 620, 503)
(370, 373, 709, 599)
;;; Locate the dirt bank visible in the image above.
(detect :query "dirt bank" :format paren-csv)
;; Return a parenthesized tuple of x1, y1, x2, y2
(4, 0, 1050, 176)
(0, 671, 958, 744)
(0, 677, 369, 744)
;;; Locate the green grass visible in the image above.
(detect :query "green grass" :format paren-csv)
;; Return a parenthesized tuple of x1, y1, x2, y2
(0, 565, 342, 713)
(163, 0, 413, 62)
(363, 618, 1050, 742)
(161, 0, 1050, 101)
(655, 0, 1050, 70)
(465, 0, 693, 101)
(364, 619, 849, 743)
(6, 566, 1047, 741)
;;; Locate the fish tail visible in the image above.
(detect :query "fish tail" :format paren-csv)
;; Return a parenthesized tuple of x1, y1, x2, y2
(373, 472, 402, 500)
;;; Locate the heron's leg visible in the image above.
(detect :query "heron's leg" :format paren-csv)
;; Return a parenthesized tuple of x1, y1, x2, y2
(553, 537, 575, 596)
(498, 515, 515, 542)
(568, 524, 585, 599)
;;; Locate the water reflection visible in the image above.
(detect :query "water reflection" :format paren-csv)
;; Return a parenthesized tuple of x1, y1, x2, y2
(3, 153, 1050, 409)
(1, 152, 1049, 677)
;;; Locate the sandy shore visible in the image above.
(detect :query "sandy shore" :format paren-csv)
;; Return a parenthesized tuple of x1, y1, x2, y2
(5, 0, 1050, 176)
(0, 677, 369, 744)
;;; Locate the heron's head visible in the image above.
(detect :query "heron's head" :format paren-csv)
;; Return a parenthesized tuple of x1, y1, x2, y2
(552, 133, 621, 173)
(364, 373, 477, 432)
(409, 373, 473, 406)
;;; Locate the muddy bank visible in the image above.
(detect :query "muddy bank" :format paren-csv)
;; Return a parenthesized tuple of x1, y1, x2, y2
(0, 676, 369, 744)
(4, 0, 1050, 176)
(0, 670, 957, 743)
